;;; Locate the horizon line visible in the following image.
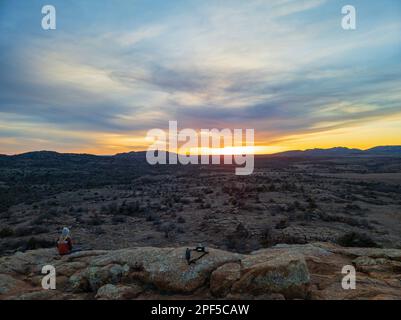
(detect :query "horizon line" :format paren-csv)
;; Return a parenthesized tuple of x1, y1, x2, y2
(2, 145, 401, 157)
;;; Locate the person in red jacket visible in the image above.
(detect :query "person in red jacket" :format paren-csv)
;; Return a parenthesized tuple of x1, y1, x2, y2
(57, 227, 72, 255)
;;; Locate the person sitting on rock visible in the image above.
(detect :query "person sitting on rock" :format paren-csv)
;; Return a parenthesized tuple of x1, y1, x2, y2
(57, 227, 73, 255)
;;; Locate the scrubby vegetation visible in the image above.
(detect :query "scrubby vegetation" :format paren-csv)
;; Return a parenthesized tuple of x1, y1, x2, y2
(1, 151, 401, 254)
(337, 232, 380, 248)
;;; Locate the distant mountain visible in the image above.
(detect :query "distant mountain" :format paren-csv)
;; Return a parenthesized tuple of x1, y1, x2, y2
(13, 150, 100, 161)
(114, 151, 148, 160)
(273, 147, 363, 157)
(114, 151, 181, 160)
(0, 151, 105, 168)
(1, 146, 401, 160)
(14, 151, 68, 160)
(273, 146, 401, 157)
(365, 146, 401, 155)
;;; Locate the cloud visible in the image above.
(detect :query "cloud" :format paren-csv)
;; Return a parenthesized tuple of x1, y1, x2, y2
(0, 0, 401, 153)
(115, 25, 166, 46)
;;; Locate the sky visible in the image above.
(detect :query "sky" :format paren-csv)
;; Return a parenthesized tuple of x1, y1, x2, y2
(0, 0, 401, 155)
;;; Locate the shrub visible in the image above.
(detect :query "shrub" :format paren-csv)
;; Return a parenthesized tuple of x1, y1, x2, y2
(260, 226, 306, 247)
(32, 212, 54, 224)
(106, 202, 118, 215)
(176, 227, 185, 234)
(14, 226, 47, 237)
(344, 204, 361, 211)
(0, 227, 14, 238)
(92, 227, 105, 235)
(177, 216, 186, 224)
(88, 214, 104, 226)
(146, 213, 159, 222)
(119, 201, 142, 216)
(157, 222, 175, 238)
(201, 202, 211, 209)
(25, 237, 54, 250)
(158, 222, 174, 232)
(259, 226, 273, 247)
(337, 232, 379, 248)
(275, 218, 289, 230)
(226, 223, 250, 253)
(111, 215, 126, 224)
(306, 197, 317, 209)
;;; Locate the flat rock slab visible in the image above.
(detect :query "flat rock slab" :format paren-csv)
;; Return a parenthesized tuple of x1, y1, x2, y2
(1, 243, 401, 300)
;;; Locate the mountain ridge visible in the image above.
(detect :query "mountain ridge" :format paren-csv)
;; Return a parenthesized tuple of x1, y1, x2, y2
(272, 145, 401, 157)
(2, 145, 401, 159)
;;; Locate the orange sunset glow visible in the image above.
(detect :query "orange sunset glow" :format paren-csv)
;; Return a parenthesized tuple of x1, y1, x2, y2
(1, 0, 401, 155)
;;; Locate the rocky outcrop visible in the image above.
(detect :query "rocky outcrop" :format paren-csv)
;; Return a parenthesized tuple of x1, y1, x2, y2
(230, 251, 310, 299)
(0, 243, 400, 300)
(95, 284, 143, 300)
